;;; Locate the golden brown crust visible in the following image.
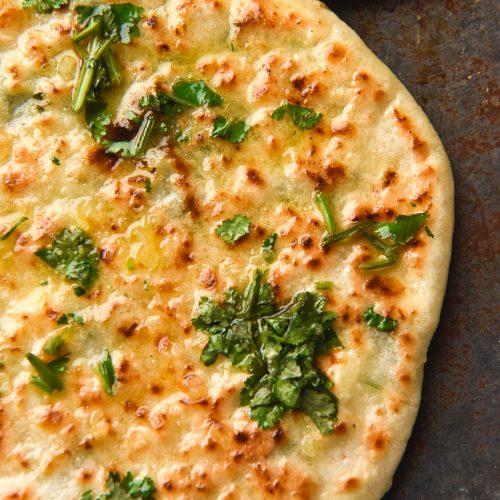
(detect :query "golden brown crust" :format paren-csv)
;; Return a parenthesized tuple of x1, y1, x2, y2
(0, 0, 453, 498)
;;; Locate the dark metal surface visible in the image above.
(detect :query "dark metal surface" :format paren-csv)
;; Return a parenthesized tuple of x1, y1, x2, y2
(323, 1, 499, 498)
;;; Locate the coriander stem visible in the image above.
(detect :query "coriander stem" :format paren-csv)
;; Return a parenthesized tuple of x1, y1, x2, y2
(103, 51, 121, 85)
(72, 18, 101, 43)
(314, 191, 336, 234)
(321, 220, 376, 248)
(130, 112, 156, 156)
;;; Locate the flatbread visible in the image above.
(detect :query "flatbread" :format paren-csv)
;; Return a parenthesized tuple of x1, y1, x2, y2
(0, 0, 453, 498)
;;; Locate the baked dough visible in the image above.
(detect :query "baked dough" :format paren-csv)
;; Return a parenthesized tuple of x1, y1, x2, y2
(0, 0, 453, 497)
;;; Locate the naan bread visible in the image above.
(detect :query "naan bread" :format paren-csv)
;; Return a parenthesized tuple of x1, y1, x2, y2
(0, 0, 453, 498)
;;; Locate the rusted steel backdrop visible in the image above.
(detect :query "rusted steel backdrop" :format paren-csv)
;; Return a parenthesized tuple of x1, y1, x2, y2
(323, 0, 499, 498)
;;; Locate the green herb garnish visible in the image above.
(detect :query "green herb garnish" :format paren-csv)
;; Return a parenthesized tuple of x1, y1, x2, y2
(176, 129, 191, 143)
(35, 227, 100, 291)
(43, 335, 64, 356)
(193, 270, 341, 434)
(50, 156, 61, 165)
(139, 91, 183, 117)
(105, 111, 156, 158)
(315, 281, 333, 291)
(316, 194, 430, 270)
(71, 4, 143, 114)
(22, 0, 67, 13)
(262, 233, 277, 263)
(216, 215, 251, 244)
(57, 312, 84, 326)
(373, 213, 430, 246)
(85, 103, 112, 141)
(0, 215, 28, 241)
(211, 117, 250, 143)
(81, 471, 157, 500)
(26, 353, 69, 394)
(272, 101, 322, 130)
(98, 350, 115, 395)
(363, 306, 398, 332)
(171, 80, 223, 107)
(314, 191, 336, 234)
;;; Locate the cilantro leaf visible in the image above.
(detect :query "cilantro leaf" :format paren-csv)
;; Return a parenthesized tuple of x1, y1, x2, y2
(22, 0, 67, 13)
(139, 91, 183, 117)
(211, 117, 250, 143)
(0, 214, 28, 241)
(51, 156, 61, 165)
(216, 215, 251, 244)
(105, 112, 156, 158)
(85, 102, 112, 142)
(272, 101, 322, 130)
(35, 227, 100, 291)
(363, 306, 398, 332)
(193, 270, 341, 434)
(26, 353, 69, 394)
(373, 212, 430, 246)
(320, 209, 430, 270)
(171, 80, 223, 107)
(82, 470, 157, 499)
(262, 233, 277, 263)
(98, 350, 115, 395)
(75, 4, 144, 43)
(71, 4, 143, 113)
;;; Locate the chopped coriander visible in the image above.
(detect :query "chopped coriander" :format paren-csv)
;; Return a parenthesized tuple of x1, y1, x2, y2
(57, 314, 69, 325)
(314, 191, 336, 234)
(176, 128, 191, 143)
(126, 256, 136, 271)
(272, 101, 322, 130)
(40, 280, 49, 286)
(363, 306, 398, 332)
(33, 92, 44, 100)
(35, 227, 99, 291)
(262, 233, 277, 263)
(81, 471, 157, 500)
(124, 110, 142, 123)
(0, 215, 28, 241)
(85, 103, 112, 142)
(216, 215, 251, 244)
(193, 270, 341, 434)
(98, 350, 115, 395)
(26, 353, 69, 394)
(57, 312, 84, 326)
(50, 156, 61, 165)
(410, 201, 417, 207)
(171, 80, 223, 107)
(143, 280, 150, 291)
(105, 111, 156, 158)
(424, 226, 434, 238)
(211, 117, 250, 143)
(315, 281, 333, 291)
(373, 212, 430, 246)
(73, 285, 86, 297)
(363, 378, 382, 390)
(22, 0, 67, 13)
(71, 4, 144, 114)
(144, 178, 152, 193)
(44, 335, 64, 356)
(320, 209, 430, 270)
(139, 91, 183, 117)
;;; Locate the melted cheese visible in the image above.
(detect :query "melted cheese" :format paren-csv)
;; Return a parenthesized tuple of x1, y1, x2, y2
(0, 0, 453, 498)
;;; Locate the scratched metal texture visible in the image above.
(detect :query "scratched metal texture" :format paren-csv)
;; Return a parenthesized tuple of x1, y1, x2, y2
(321, 0, 499, 498)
